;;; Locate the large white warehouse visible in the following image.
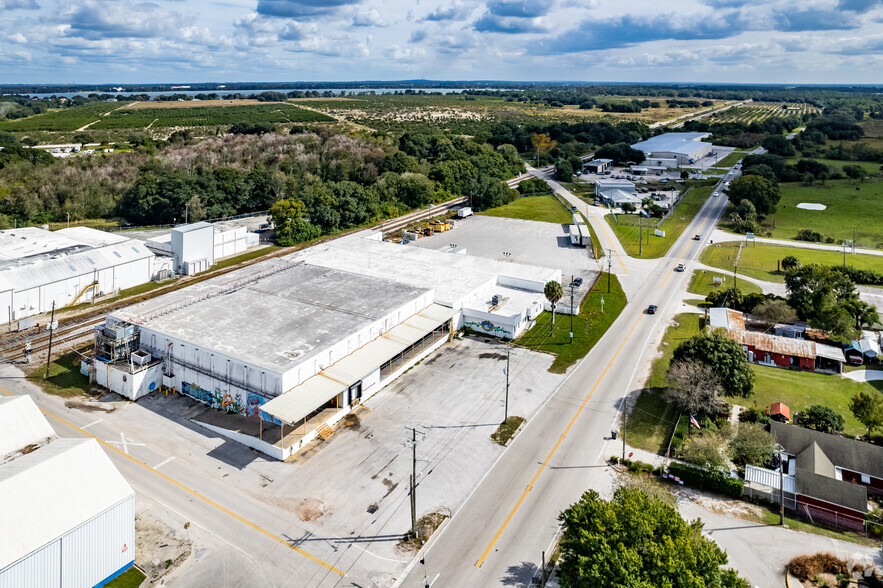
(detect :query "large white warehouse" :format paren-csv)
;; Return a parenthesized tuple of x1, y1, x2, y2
(0, 226, 156, 325)
(91, 230, 560, 459)
(0, 395, 135, 588)
(632, 132, 713, 166)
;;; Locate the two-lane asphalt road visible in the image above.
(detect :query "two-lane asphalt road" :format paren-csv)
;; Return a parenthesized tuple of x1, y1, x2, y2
(400, 174, 735, 587)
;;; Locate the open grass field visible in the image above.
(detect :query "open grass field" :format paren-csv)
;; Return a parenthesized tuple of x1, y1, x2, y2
(28, 350, 92, 398)
(517, 273, 627, 374)
(688, 269, 762, 296)
(714, 151, 750, 168)
(91, 103, 332, 129)
(783, 157, 880, 174)
(758, 179, 883, 248)
(699, 242, 883, 283)
(625, 313, 702, 453)
(0, 102, 124, 132)
(481, 194, 573, 225)
(606, 183, 715, 258)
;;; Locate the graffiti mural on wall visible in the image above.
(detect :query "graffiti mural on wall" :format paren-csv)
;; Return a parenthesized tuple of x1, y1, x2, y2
(464, 320, 512, 337)
(182, 381, 243, 415)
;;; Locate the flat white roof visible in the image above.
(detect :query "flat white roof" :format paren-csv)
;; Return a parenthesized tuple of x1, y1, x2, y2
(54, 226, 128, 247)
(0, 396, 56, 463)
(0, 437, 134, 570)
(112, 260, 431, 374)
(297, 232, 559, 308)
(633, 133, 712, 156)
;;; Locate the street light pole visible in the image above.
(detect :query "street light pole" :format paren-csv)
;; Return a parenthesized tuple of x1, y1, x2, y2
(504, 347, 510, 423)
(607, 249, 612, 292)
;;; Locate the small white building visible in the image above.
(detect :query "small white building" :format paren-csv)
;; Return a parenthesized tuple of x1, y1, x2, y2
(595, 179, 642, 208)
(0, 226, 155, 325)
(632, 132, 713, 166)
(171, 222, 214, 275)
(0, 395, 135, 588)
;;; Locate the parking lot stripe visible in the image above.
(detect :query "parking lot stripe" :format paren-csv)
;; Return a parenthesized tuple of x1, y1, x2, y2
(474, 313, 643, 568)
(153, 456, 175, 470)
(0, 386, 345, 577)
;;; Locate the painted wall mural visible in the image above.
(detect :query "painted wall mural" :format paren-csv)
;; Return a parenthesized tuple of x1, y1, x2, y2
(182, 381, 243, 415)
(464, 320, 512, 337)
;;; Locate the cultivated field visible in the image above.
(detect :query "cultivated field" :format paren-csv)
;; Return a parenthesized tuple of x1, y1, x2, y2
(707, 101, 820, 125)
(0, 102, 123, 131)
(90, 103, 332, 129)
(120, 99, 271, 109)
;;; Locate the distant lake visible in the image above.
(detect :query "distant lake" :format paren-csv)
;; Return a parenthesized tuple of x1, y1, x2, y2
(18, 87, 517, 99)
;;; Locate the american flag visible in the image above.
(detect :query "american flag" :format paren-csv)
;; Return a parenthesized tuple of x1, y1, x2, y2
(690, 414, 701, 429)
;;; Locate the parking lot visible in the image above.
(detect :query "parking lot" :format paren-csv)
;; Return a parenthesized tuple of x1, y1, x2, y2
(2, 335, 568, 586)
(411, 215, 599, 284)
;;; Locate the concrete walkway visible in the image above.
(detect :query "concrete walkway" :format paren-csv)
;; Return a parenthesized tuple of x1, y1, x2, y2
(843, 369, 883, 382)
(710, 228, 883, 257)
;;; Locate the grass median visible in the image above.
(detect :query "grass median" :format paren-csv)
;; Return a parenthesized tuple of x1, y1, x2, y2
(687, 269, 762, 296)
(516, 273, 626, 374)
(605, 183, 715, 258)
(699, 241, 883, 283)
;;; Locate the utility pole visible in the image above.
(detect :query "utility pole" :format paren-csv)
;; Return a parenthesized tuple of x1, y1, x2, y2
(44, 301, 56, 378)
(569, 278, 574, 343)
(622, 401, 627, 462)
(404, 427, 425, 540)
(638, 216, 643, 256)
(779, 452, 785, 525)
(504, 347, 510, 423)
(185, 203, 189, 225)
(843, 241, 846, 267)
(853, 224, 856, 254)
(607, 250, 612, 293)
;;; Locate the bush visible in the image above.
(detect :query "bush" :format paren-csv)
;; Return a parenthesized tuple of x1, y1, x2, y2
(739, 407, 771, 424)
(666, 462, 743, 498)
(796, 228, 823, 242)
(788, 553, 847, 582)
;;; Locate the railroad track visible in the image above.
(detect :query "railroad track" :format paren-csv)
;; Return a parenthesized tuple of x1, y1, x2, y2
(377, 197, 467, 234)
(3, 316, 105, 363)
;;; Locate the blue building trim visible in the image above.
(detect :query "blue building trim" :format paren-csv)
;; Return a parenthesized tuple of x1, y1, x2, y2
(93, 560, 134, 587)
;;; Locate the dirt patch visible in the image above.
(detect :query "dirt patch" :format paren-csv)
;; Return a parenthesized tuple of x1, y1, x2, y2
(297, 498, 326, 522)
(342, 413, 361, 430)
(135, 510, 192, 583)
(64, 399, 117, 413)
(396, 509, 450, 553)
(673, 485, 763, 519)
(381, 478, 398, 500)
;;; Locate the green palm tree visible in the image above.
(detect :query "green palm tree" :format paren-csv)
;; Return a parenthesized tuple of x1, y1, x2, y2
(544, 280, 563, 335)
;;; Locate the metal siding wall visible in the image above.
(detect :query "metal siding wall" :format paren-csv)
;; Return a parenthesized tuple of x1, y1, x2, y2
(60, 497, 135, 588)
(0, 541, 61, 588)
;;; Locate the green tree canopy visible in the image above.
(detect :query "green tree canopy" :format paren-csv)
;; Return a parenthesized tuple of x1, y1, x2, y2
(557, 487, 750, 588)
(785, 264, 860, 339)
(849, 390, 883, 438)
(798, 405, 845, 434)
(673, 330, 755, 397)
(726, 175, 781, 215)
(730, 422, 777, 466)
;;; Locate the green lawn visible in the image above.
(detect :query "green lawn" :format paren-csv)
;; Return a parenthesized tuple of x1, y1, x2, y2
(758, 179, 883, 249)
(756, 507, 878, 547)
(699, 242, 883, 284)
(517, 273, 627, 373)
(29, 351, 92, 398)
(481, 194, 573, 225)
(715, 151, 750, 168)
(625, 313, 703, 453)
(606, 183, 715, 258)
(688, 269, 762, 296)
(732, 365, 875, 437)
(104, 567, 146, 588)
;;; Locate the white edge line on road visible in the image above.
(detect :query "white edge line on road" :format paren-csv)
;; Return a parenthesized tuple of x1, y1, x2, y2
(80, 418, 104, 429)
(428, 572, 440, 587)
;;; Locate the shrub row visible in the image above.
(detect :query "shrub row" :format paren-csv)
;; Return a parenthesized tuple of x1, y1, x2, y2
(831, 264, 883, 286)
(666, 462, 744, 499)
(609, 456, 658, 474)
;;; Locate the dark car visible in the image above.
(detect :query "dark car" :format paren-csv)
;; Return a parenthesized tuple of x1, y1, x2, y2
(572, 277, 584, 287)
(647, 305, 658, 314)
(571, 206, 579, 213)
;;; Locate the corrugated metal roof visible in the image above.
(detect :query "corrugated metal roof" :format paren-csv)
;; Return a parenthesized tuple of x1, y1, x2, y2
(633, 133, 712, 155)
(172, 221, 213, 234)
(0, 240, 153, 294)
(816, 343, 846, 363)
(0, 227, 83, 261)
(0, 396, 56, 462)
(0, 438, 134, 569)
(54, 227, 127, 247)
(730, 330, 817, 359)
(726, 309, 745, 331)
(746, 465, 795, 492)
(260, 373, 345, 426)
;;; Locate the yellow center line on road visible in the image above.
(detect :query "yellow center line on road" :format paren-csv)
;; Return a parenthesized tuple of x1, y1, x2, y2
(475, 313, 644, 568)
(658, 197, 724, 289)
(0, 385, 345, 577)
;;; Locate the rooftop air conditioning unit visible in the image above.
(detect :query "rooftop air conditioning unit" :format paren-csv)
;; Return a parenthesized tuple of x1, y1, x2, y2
(492, 294, 502, 306)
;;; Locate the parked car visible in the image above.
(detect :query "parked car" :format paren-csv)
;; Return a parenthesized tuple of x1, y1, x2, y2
(647, 305, 658, 314)
(572, 277, 584, 287)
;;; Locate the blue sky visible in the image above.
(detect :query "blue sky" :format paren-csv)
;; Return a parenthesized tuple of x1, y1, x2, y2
(1, 0, 882, 84)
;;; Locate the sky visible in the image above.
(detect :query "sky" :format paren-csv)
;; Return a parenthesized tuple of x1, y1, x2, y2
(1, 0, 882, 85)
